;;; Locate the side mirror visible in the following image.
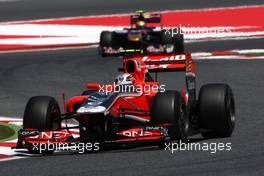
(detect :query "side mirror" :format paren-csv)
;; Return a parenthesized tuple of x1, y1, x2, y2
(86, 83, 101, 91)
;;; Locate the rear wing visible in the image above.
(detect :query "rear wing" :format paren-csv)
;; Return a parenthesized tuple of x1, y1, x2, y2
(120, 52, 195, 74)
(121, 53, 196, 105)
(142, 55, 186, 73)
(142, 53, 196, 106)
(139, 53, 195, 75)
(130, 13, 162, 27)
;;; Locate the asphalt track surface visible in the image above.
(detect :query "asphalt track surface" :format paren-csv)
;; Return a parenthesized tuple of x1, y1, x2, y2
(0, 0, 264, 176)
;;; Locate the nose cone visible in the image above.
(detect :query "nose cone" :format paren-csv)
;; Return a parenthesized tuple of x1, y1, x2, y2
(77, 106, 106, 114)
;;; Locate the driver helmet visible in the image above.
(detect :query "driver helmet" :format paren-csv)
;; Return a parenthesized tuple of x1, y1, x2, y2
(114, 73, 135, 86)
(136, 14, 146, 28)
(136, 20, 146, 28)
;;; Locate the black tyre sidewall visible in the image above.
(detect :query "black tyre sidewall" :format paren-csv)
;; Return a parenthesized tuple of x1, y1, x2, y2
(161, 28, 184, 53)
(151, 91, 189, 142)
(161, 30, 173, 44)
(199, 84, 235, 137)
(173, 33, 184, 53)
(23, 96, 61, 131)
(100, 31, 113, 47)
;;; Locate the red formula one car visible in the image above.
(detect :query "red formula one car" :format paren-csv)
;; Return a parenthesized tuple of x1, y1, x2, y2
(15, 52, 235, 154)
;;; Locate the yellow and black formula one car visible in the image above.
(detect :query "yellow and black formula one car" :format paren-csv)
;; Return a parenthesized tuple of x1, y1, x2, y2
(99, 10, 184, 57)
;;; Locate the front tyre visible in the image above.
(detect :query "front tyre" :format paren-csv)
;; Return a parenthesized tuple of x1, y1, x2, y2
(23, 96, 61, 154)
(151, 91, 189, 142)
(23, 96, 61, 130)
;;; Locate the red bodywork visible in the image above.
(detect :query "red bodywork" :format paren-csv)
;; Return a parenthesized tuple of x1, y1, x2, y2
(17, 53, 196, 150)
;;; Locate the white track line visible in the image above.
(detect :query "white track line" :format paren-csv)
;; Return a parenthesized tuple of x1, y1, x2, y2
(233, 49, 264, 54)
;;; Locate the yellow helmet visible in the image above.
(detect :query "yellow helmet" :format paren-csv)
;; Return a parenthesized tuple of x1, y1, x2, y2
(136, 20, 146, 28)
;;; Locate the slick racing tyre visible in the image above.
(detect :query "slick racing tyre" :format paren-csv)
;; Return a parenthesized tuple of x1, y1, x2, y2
(198, 84, 235, 138)
(151, 90, 189, 142)
(23, 96, 61, 154)
(99, 31, 113, 57)
(161, 28, 184, 53)
(100, 31, 113, 47)
(161, 30, 173, 44)
(23, 96, 61, 131)
(173, 33, 184, 53)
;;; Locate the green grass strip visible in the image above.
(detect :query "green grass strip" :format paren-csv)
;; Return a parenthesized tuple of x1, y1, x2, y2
(0, 122, 22, 142)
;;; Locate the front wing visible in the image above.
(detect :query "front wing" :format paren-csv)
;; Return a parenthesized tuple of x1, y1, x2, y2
(14, 126, 167, 153)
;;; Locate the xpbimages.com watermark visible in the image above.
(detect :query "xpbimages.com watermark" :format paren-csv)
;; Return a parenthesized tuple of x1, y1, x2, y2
(32, 141, 100, 154)
(98, 83, 166, 95)
(164, 140, 232, 154)
(164, 24, 232, 36)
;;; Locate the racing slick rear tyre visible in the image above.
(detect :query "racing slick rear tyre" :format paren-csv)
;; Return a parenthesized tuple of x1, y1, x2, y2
(23, 96, 61, 131)
(99, 31, 113, 57)
(173, 33, 184, 53)
(161, 28, 184, 53)
(161, 30, 173, 44)
(100, 31, 113, 47)
(198, 84, 235, 138)
(151, 91, 189, 142)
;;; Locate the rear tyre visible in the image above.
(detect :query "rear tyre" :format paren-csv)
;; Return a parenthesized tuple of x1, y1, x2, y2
(99, 31, 113, 57)
(173, 33, 184, 53)
(23, 96, 61, 154)
(100, 31, 113, 47)
(161, 30, 173, 44)
(151, 91, 189, 142)
(161, 28, 184, 53)
(198, 84, 235, 138)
